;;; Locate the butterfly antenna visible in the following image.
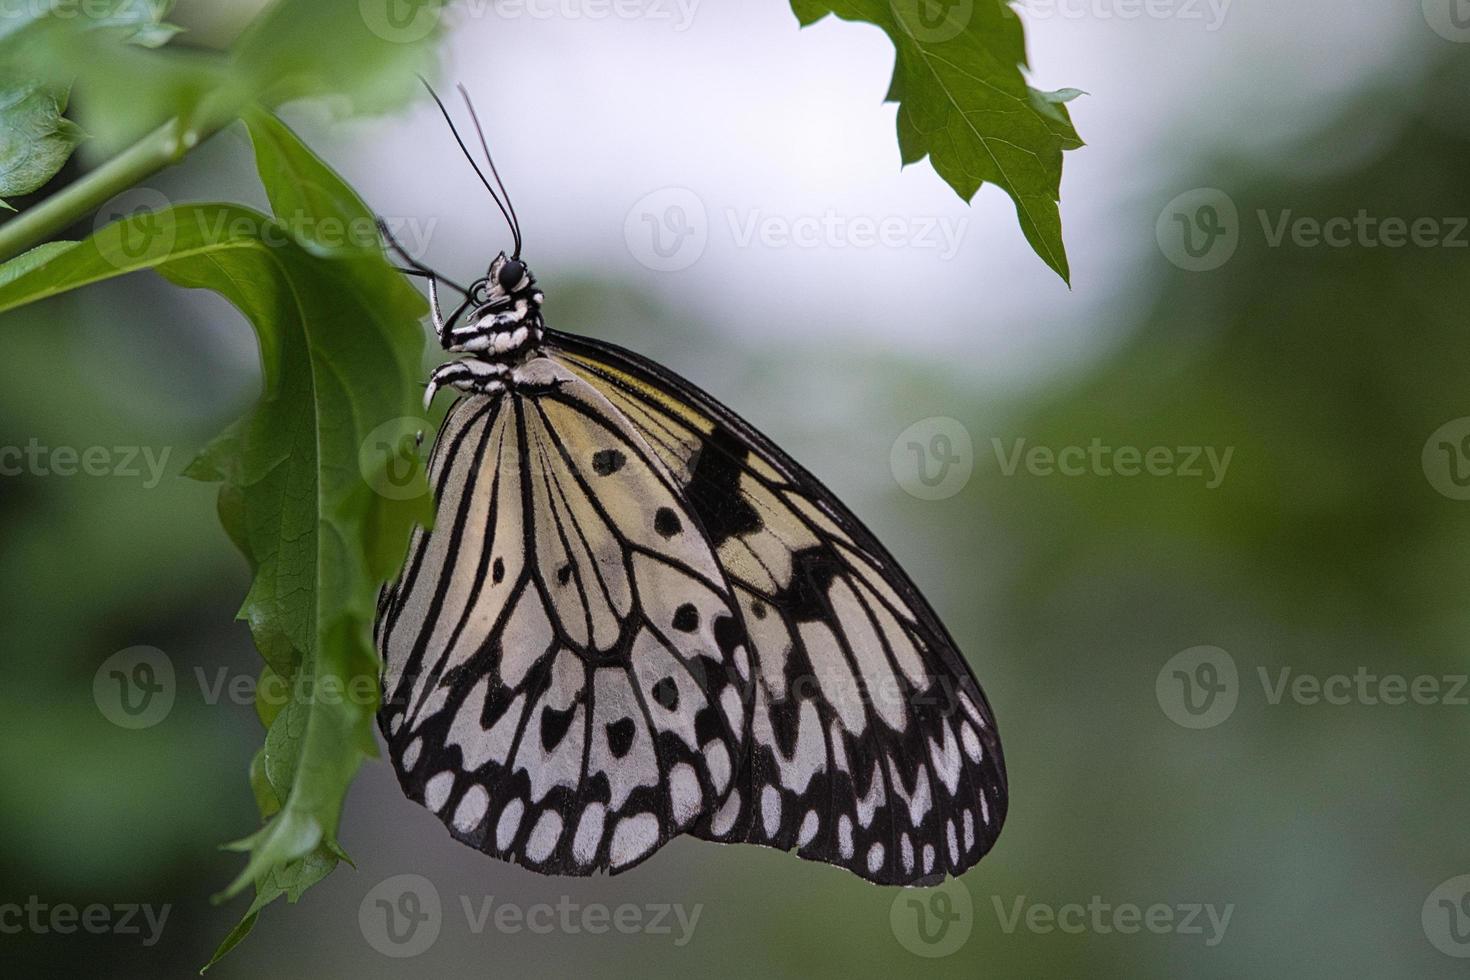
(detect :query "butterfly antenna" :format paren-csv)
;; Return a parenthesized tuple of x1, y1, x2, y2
(456, 83, 523, 259)
(418, 76, 519, 251)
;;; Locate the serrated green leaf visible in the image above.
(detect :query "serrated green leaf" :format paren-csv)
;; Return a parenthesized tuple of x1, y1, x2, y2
(234, 0, 451, 116)
(0, 112, 433, 965)
(791, 0, 1082, 281)
(203, 843, 337, 973)
(0, 78, 86, 203)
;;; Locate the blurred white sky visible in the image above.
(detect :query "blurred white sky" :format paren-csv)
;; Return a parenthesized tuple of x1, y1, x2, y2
(288, 0, 1434, 390)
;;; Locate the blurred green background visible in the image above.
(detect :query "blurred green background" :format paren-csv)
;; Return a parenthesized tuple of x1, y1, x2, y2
(3, 1, 1470, 977)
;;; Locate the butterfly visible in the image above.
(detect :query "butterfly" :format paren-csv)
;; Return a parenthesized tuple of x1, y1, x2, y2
(373, 83, 1007, 886)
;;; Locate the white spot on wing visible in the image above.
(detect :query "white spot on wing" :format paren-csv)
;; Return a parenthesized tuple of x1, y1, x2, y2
(837, 814, 854, 860)
(710, 789, 740, 836)
(668, 763, 701, 828)
(797, 810, 819, 848)
(425, 771, 454, 812)
(496, 799, 524, 851)
(454, 785, 489, 833)
(610, 813, 660, 868)
(960, 721, 983, 764)
(526, 810, 563, 863)
(761, 786, 782, 838)
(867, 842, 885, 874)
(573, 803, 606, 865)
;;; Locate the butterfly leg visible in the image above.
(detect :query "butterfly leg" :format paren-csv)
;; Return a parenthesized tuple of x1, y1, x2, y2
(423, 357, 507, 408)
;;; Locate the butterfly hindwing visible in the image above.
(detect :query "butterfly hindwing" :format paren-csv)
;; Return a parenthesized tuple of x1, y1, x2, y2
(376, 362, 751, 875)
(547, 332, 1007, 885)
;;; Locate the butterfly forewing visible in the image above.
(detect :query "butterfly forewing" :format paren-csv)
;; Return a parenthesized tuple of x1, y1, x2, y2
(546, 333, 1007, 884)
(377, 362, 751, 875)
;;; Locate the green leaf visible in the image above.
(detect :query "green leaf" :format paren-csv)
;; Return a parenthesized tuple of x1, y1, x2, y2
(0, 78, 86, 206)
(791, 0, 1083, 281)
(0, 240, 76, 286)
(234, 0, 451, 115)
(0, 113, 433, 965)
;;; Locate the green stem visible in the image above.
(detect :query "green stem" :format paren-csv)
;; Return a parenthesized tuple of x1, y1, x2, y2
(0, 107, 238, 264)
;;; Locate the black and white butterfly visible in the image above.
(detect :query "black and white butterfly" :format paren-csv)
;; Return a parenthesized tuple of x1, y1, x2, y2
(374, 85, 1006, 886)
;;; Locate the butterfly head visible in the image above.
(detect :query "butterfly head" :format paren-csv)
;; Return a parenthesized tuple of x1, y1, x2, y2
(468, 251, 542, 314)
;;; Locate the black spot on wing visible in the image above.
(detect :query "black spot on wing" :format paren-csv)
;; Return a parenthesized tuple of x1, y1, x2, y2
(654, 507, 682, 538)
(606, 718, 636, 758)
(541, 703, 576, 751)
(652, 676, 679, 711)
(779, 546, 840, 622)
(592, 448, 626, 475)
(672, 603, 699, 633)
(684, 427, 762, 544)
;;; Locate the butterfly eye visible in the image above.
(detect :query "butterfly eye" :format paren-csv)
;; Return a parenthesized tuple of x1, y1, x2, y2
(497, 260, 525, 291)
